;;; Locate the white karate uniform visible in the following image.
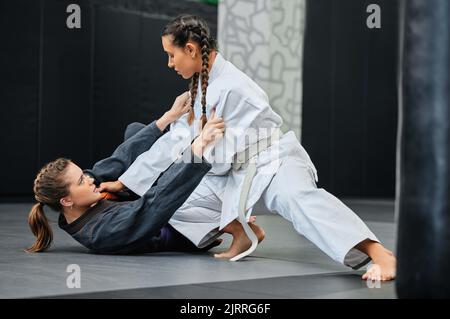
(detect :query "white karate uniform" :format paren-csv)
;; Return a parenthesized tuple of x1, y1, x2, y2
(119, 53, 379, 269)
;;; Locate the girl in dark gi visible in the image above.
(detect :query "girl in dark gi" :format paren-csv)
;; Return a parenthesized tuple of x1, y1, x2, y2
(25, 92, 226, 254)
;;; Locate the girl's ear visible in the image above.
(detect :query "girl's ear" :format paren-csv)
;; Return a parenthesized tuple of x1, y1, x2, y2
(185, 42, 197, 58)
(60, 196, 73, 208)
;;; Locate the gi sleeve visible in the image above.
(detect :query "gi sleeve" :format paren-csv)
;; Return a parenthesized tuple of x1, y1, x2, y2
(118, 113, 195, 196)
(88, 153, 211, 253)
(84, 121, 166, 183)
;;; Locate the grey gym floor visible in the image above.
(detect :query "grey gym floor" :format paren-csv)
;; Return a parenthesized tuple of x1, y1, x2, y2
(0, 199, 397, 299)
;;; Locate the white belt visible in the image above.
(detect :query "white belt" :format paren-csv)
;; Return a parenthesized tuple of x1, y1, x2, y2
(229, 128, 282, 261)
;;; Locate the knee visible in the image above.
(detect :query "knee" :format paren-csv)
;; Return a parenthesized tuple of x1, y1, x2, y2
(124, 122, 145, 141)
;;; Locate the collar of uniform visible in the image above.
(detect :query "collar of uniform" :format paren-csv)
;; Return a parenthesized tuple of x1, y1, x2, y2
(208, 52, 226, 84)
(58, 199, 114, 235)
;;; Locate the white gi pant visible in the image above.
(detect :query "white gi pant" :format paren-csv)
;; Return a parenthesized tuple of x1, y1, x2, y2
(169, 156, 379, 270)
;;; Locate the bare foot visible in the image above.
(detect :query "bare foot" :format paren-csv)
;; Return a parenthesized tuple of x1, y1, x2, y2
(214, 222, 265, 259)
(362, 249, 396, 281)
(246, 216, 265, 243)
(248, 222, 265, 243)
(214, 227, 251, 259)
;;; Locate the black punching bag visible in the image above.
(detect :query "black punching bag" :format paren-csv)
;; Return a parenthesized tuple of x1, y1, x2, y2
(396, 0, 450, 298)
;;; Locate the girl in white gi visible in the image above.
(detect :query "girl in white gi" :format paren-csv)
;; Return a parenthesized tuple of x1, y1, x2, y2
(117, 15, 396, 281)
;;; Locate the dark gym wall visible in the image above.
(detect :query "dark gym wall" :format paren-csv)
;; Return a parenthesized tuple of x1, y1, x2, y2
(0, 0, 41, 200)
(0, 0, 217, 200)
(302, 0, 399, 198)
(40, 0, 93, 176)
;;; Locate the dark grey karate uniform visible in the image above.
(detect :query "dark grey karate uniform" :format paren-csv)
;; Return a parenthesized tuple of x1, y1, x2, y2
(58, 121, 212, 254)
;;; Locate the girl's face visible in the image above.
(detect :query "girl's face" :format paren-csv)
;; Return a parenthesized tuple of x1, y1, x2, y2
(60, 162, 102, 209)
(162, 35, 202, 79)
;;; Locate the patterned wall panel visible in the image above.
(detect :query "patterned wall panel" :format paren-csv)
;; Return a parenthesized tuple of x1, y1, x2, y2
(218, 0, 306, 139)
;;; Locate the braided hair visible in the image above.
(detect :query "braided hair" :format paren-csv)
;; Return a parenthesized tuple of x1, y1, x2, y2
(162, 14, 218, 127)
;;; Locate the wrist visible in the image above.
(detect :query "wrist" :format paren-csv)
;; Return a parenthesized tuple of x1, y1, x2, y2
(116, 180, 124, 188)
(120, 182, 127, 192)
(192, 137, 207, 157)
(164, 111, 176, 122)
(156, 112, 172, 132)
